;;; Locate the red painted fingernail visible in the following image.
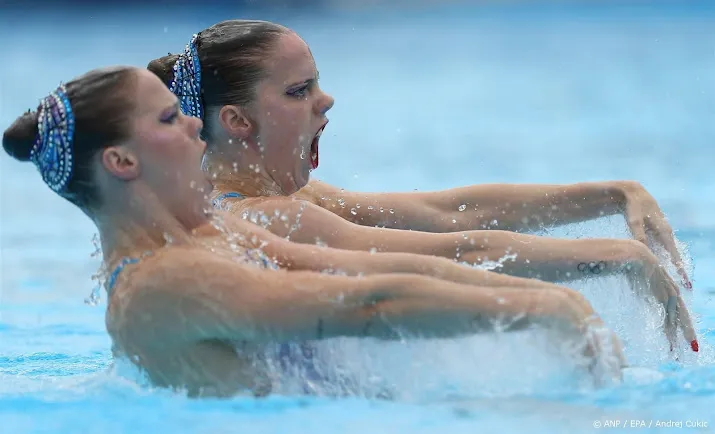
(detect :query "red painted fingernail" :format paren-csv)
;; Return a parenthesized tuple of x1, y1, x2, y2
(691, 340, 699, 352)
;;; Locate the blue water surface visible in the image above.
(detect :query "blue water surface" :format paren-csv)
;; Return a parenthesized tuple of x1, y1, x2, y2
(1, 2, 714, 433)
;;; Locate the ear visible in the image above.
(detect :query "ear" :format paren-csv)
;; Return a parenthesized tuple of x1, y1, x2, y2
(100, 146, 140, 181)
(218, 104, 253, 140)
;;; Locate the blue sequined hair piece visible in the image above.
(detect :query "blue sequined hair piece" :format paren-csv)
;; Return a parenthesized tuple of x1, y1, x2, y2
(168, 33, 204, 120)
(30, 84, 75, 194)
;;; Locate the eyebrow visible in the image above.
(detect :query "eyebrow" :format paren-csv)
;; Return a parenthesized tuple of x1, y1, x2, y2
(159, 101, 180, 118)
(287, 71, 320, 89)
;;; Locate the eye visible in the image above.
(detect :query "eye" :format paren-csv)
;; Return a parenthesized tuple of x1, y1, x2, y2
(287, 85, 309, 99)
(160, 109, 179, 124)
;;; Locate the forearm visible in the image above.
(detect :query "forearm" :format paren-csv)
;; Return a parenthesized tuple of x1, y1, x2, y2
(269, 272, 591, 342)
(461, 231, 643, 283)
(266, 231, 562, 291)
(429, 182, 626, 233)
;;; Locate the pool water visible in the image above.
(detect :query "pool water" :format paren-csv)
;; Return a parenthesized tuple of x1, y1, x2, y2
(1, 2, 714, 433)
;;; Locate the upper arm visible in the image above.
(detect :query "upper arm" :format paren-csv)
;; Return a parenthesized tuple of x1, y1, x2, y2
(305, 180, 447, 231)
(119, 248, 381, 346)
(245, 197, 459, 261)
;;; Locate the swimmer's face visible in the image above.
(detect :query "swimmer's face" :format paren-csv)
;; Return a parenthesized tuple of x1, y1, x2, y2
(108, 69, 210, 222)
(241, 32, 334, 193)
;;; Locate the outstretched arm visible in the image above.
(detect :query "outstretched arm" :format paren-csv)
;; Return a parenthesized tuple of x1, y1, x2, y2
(302, 180, 624, 233)
(223, 213, 696, 351)
(300, 180, 690, 288)
(122, 247, 623, 374)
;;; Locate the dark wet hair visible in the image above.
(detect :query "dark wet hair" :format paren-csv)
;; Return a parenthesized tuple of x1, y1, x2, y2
(2, 66, 136, 212)
(147, 19, 288, 142)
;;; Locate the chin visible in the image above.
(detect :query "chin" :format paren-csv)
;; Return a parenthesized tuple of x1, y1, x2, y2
(297, 168, 312, 190)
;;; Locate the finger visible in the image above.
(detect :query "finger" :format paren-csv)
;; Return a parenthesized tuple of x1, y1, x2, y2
(664, 295, 679, 351)
(647, 217, 692, 289)
(676, 296, 698, 351)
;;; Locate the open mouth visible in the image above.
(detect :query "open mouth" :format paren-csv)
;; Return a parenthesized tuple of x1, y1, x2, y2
(310, 123, 327, 170)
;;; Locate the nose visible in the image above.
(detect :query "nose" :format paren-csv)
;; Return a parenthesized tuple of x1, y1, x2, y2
(188, 114, 203, 139)
(317, 91, 334, 116)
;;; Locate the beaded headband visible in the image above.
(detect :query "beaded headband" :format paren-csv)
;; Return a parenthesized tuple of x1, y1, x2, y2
(30, 84, 75, 193)
(168, 33, 204, 120)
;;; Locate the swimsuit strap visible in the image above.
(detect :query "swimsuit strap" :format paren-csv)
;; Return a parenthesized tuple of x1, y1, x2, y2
(106, 257, 140, 291)
(106, 250, 153, 292)
(212, 191, 245, 210)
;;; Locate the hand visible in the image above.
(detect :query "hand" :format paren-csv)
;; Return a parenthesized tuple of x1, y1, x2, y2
(553, 291, 626, 383)
(623, 241, 698, 352)
(617, 181, 692, 290)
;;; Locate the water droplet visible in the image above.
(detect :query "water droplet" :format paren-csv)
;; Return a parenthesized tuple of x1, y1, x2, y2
(369, 247, 377, 254)
(379, 207, 384, 213)
(91, 234, 101, 258)
(350, 208, 357, 215)
(190, 180, 196, 189)
(367, 206, 374, 210)
(355, 204, 361, 209)
(458, 204, 467, 212)
(84, 284, 101, 306)
(452, 219, 457, 224)
(337, 198, 346, 207)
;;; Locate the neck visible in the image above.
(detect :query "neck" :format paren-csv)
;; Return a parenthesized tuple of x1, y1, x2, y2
(203, 145, 288, 197)
(94, 184, 209, 267)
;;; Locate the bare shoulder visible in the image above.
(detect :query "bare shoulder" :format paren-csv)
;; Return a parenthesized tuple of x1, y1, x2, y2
(294, 179, 339, 205)
(229, 196, 330, 239)
(107, 247, 207, 313)
(106, 246, 268, 348)
(227, 195, 312, 217)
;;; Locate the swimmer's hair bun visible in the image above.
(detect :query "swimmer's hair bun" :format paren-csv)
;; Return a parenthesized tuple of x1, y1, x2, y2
(3, 109, 39, 162)
(147, 53, 182, 85)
